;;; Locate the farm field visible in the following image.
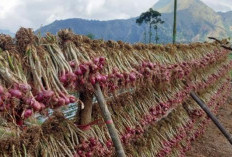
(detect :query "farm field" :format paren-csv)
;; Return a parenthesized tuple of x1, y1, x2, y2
(1, 0, 232, 156)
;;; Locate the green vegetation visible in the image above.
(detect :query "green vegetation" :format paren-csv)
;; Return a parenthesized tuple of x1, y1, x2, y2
(86, 33, 95, 39)
(136, 8, 164, 44)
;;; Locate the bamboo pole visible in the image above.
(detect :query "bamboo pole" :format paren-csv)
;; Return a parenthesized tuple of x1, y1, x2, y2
(94, 83, 126, 157)
(173, 0, 177, 44)
(190, 91, 232, 145)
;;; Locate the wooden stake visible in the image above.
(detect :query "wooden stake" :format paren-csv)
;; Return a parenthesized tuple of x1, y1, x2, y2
(173, 0, 177, 44)
(79, 92, 93, 129)
(190, 91, 232, 145)
(94, 83, 126, 157)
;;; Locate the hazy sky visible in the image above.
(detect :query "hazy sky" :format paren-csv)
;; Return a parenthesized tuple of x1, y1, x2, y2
(0, 0, 232, 32)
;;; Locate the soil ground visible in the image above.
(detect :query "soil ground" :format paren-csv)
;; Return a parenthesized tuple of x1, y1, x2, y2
(186, 99, 232, 157)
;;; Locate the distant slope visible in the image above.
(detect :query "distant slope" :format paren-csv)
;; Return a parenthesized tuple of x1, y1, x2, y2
(37, 18, 147, 43)
(218, 11, 232, 37)
(153, 0, 227, 41)
(37, 0, 232, 43)
(153, 0, 195, 13)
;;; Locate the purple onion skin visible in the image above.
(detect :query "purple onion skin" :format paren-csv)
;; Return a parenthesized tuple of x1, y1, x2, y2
(69, 96, 76, 103)
(24, 109, 33, 119)
(9, 89, 22, 98)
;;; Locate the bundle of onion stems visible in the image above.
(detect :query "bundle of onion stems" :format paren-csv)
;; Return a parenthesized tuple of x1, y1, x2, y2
(0, 28, 230, 157)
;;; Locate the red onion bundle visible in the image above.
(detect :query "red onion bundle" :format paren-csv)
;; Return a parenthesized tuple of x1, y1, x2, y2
(0, 83, 45, 125)
(73, 55, 231, 156)
(0, 29, 231, 157)
(73, 60, 231, 156)
(71, 48, 230, 94)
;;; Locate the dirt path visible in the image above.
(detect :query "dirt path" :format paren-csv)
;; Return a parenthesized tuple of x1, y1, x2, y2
(186, 99, 232, 157)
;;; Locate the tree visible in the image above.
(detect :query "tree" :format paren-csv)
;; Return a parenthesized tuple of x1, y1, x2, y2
(136, 8, 164, 44)
(86, 33, 95, 39)
(143, 31, 147, 43)
(153, 18, 164, 44)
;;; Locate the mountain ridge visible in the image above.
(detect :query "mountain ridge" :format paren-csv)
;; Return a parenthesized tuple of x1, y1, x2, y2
(153, 0, 205, 13)
(0, 29, 14, 37)
(36, 0, 232, 43)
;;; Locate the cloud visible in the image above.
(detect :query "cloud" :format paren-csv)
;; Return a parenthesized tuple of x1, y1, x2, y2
(0, 0, 231, 33)
(0, 0, 157, 32)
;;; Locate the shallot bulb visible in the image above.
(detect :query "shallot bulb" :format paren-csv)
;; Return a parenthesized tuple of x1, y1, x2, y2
(18, 84, 31, 92)
(80, 64, 89, 73)
(63, 96, 70, 105)
(69, 61, 76, 68)
(24, 109, 33, 119)
(60, 74, 67, 83)
(93, 57, 100, 64)
(57, 97, 65, 106)
(99, 57, 105, 64)
(36, 92, 44, 102)
(43, 90, 54, 99)
(69, 96, 76, 103)
(9, 89, 22, 98)
(95, 74, 101, 82)
(75, 67, 83, 76)
(66, 72, 76, 81)
(31, 100, 42, 111)
(90, 77, 96, 85)
(129, 73, 136, 82)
